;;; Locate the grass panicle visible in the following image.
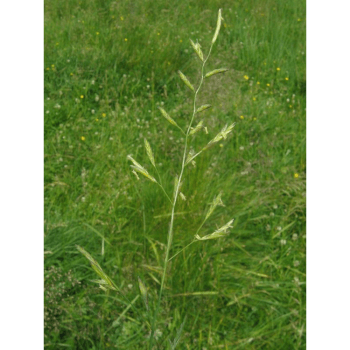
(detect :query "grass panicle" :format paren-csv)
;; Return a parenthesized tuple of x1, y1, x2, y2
(77, 10, 234, 348)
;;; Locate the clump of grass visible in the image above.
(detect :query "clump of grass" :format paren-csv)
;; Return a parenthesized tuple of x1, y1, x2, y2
(77, 9, 235, 348)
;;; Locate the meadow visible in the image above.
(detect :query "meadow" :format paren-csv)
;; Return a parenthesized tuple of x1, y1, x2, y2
(44, 0, 306, 348)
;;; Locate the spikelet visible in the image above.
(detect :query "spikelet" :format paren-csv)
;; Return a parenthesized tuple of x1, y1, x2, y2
(127, 155, 157, 183)
(196, 104, 212, 114)
(173, 175, 183, 199)
(127, 155, 144, 169)
(185, 149, 200, 166)
(144, 138, 156, 167)
(185, 150, 194, 165)
(158, 107, 179, 127)
(130, 166, 157, 183)
(90, 279, 116, 291)
(138, 276, 149, 311)
(205, 68, 229, 79)
(190, 39, 204, 61)
(173, 175, 179, 199)
(132, 169, 140, 180)
(203, 122, 236, 150)
(195, 219, 234, 241)
(212, 9, 223, 44)
(220, 122, 236, 139)
(179, 192, 186, 201)
(77, 245, 118, 291)
(178, 71, 195, 92)
(189, 120, 204, 135)
(205, 192, 225, 221)
(168, 317, 186, 349)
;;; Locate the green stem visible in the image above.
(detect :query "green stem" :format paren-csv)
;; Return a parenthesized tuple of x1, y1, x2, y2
(154, 163, 173, 205)
(167, 240, 196, 262)
(155, 165, 163, 186)
(157, 182, 173, 205)
(176, 124, 187, 136)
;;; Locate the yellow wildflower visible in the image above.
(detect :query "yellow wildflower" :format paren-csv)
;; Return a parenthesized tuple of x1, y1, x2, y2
(294, 173, 299, 178)
(124, 38, 128, 41)
(102, 113, 106, 117)
(240, 115, 244, 120)
(244, 75, 249, 80)
(80, 95, 84, 99)
(276, 67, 281, 71)
(266, 83, 270, 87)
(257, 81, 260, 85)
(81, 136, 86, 141)
(285, 77, 289, 81)
(96, 32, 100, 35)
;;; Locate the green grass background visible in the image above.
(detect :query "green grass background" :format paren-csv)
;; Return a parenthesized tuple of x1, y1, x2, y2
(44, 0, 306, 348)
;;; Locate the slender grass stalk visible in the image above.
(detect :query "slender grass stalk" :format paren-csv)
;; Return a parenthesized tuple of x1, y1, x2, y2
(168, 240, 196, 262)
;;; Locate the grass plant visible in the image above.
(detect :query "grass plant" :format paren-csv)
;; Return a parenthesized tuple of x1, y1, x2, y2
(44, 1, 306, 348)
(78, 10, 237, 348)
